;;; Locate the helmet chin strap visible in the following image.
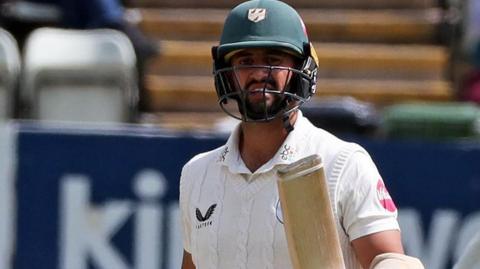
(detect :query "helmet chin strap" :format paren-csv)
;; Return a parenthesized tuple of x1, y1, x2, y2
(281, 96, 297, 133)
(282, 110, 295, 133)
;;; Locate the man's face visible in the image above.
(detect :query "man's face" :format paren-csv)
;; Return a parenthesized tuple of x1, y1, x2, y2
(229, 48, 297, 117)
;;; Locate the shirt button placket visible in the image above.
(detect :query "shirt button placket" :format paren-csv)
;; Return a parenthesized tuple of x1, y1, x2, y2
(235, 194, 253, 269)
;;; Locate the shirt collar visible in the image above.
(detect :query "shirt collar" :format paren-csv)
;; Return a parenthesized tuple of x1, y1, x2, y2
(216, 111, 314, 175)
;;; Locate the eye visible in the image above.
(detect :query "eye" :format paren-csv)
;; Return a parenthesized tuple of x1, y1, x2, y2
(267, 55, 283, 66)
(236, 57, 254, 66)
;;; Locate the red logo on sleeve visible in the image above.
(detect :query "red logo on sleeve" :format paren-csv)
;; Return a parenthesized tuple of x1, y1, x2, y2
(377, 179, 397, 212)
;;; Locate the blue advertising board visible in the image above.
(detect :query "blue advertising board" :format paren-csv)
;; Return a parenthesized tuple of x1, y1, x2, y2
(0, 122, 479, 269)
(13, 123, 224, 269)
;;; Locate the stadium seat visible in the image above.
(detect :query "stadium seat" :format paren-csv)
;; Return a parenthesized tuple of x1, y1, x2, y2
(382, 102, 480, 140)
(21, 27, 138, 122)
(302, 97, 380, 136)
(0, 28, 21, 120)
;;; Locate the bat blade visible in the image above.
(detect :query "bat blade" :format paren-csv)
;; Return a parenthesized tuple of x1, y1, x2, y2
(277, 154, 345, 269)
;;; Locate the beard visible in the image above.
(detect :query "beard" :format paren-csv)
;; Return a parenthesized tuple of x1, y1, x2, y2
(232, 69, 296, 121)
(242, 89, 287, 120)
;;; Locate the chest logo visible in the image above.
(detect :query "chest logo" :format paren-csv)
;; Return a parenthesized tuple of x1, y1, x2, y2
(196, 204, 217, 222)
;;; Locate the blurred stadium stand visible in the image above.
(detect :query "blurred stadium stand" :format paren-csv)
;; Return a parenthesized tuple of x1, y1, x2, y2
(0, 1, 61, 50)
(21, 28, 138, 122)
(123, 0, 460, 134)
(457, 0, 480, 104)
(460, 0, 480, 66)
(0, 0, 478, 138)
(0, 28, 20, 120)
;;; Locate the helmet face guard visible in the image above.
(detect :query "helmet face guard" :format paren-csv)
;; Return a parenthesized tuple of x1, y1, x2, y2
(213, 62, 317, 122)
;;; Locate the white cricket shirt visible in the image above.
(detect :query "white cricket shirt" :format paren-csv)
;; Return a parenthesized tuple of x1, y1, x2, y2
(180, 111, 400, 269)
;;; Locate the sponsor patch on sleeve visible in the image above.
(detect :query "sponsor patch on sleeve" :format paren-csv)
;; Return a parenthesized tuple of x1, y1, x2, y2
(376, 179, 397, 212)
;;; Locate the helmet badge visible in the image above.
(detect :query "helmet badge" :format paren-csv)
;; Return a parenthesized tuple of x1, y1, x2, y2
(248, 8, 267, 23)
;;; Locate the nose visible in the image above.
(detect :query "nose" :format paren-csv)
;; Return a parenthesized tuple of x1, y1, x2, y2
(249, 66, 270, 81)
(245, 68, 276, 91)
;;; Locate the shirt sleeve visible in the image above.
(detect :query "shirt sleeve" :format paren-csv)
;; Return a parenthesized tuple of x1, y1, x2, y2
(338, 151, 400, 241)
(179, 164, 192, 253)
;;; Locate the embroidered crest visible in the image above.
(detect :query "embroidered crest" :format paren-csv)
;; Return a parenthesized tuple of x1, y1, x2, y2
(280, 144, 295, 161)
(248, 8, 266, 22)
(217, 146, 229, 162)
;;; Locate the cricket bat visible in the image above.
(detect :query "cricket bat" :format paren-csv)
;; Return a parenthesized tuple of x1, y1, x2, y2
(277, 154, 345, 269)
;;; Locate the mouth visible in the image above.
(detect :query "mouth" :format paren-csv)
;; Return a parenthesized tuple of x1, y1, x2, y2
(246, 78, 277, 91)
(247, 88, 274, 102)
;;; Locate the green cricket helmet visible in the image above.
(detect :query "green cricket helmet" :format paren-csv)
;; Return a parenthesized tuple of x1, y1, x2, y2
(212, 0, 318, 123)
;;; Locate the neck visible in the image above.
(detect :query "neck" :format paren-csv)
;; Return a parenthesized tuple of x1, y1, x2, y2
(239, 112, 297, 173)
